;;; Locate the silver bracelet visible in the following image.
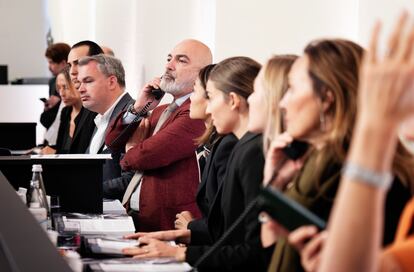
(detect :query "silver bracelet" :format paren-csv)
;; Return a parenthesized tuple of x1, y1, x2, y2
(341, 162, 393, 190)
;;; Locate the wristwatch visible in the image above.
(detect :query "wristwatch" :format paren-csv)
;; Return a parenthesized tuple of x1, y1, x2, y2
(127, 104, 139, 115)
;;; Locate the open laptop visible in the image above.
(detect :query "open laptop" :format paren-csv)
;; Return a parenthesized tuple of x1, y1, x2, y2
(0, 171, 72, 271)
(0, 122, 36, 150)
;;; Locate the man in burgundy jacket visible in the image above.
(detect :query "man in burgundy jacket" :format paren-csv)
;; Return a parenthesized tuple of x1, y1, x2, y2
(105, 39, 212, 231)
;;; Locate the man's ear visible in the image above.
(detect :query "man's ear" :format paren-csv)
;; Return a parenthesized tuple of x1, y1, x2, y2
(228, 92, 241, 111)
(108, 75, 118, 90)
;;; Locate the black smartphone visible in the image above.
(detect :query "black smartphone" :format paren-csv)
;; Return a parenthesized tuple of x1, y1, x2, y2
(39, 97, 47, 103)
(257, 186, 326, 231)
(282, 140, 309, 161)
(151, 88, 165, 100)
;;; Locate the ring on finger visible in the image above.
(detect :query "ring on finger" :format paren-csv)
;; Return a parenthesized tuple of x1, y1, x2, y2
(258, 213, 269, 224)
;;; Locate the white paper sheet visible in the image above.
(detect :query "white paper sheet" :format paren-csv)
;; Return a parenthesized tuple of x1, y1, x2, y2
(63, 216, 135, 235)
(98, 262, 192, 272)
(93, 238, 139, 254)
(103, 200, 127, 215)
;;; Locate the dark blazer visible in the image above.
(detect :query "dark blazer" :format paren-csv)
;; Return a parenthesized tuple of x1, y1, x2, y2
(103, 168, 134, 200)
(186, 132, 271, 272)
(100, 93, 134, 182)
(40, 77, 60, 130)
(188, 134, 238, 245)
(69, 107, 96, 154)
(40, 101, 60, 130)
(54, 106, 96, 154)
(105, 98, 205, 231)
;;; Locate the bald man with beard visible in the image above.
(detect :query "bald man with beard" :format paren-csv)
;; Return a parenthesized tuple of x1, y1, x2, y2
(105, 39, 212, 231)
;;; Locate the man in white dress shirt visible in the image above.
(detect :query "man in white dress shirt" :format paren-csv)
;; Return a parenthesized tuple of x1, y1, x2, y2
(77, 54, 134, 189)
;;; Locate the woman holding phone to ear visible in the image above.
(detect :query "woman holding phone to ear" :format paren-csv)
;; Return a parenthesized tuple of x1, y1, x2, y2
(281, 12, 414, 272)
(259, 39, 413, 272)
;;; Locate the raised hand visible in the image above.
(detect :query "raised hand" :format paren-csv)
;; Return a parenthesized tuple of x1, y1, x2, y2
(358, 12, 414, 129)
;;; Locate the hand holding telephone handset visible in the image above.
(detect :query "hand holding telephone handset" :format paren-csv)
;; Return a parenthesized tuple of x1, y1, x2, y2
(132, 77, 166, 116)
(106, 82, 165, 150)
(131, 88, 165, 116)
(258, 140, 326, 231)
(282, 140, 309, 161)
(264, 133, 309, 189)
(150, 88, 165, 101)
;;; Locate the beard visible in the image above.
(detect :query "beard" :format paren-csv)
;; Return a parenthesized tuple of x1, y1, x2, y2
(160, 72, 195, 95)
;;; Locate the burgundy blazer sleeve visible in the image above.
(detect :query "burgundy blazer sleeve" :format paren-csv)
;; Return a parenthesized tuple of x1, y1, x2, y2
(104, 109, 140, 151)
(121, 101, 205, 171)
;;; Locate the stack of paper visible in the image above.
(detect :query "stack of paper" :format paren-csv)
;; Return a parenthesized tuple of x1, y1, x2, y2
(103, 200, 127, 215)
(87, 237, 140, 255)
(88, 258, 192, 272)
(62, 215, 135, 236)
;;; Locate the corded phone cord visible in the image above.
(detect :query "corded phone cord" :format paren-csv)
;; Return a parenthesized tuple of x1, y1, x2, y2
(106, 99, 154, 150)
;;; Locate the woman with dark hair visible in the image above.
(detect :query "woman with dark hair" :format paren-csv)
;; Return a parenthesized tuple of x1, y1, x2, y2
(123, 57, 269, 271)
(260, 39, 414, 271)
(175, 64, 239, 244)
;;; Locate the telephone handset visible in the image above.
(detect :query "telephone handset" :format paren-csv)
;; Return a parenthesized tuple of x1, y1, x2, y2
(150, 88, 165, 101)
(256, 139, 325, 232)
(282, 140, 309, 161)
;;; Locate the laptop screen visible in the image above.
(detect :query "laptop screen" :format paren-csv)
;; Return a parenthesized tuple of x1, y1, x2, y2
(0, 171, 72, 271)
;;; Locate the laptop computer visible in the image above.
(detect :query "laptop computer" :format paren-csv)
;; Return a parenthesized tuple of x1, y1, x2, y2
(0, 122, 36, 150)
(0, 171, 72, 271)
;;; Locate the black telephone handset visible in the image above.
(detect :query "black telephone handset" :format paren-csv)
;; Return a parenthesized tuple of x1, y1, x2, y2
(150, 88, 165, 101)
(282, 140, 309, 161)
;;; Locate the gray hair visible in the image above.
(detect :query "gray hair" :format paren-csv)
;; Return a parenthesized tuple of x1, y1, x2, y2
(78, 54, 125, 88)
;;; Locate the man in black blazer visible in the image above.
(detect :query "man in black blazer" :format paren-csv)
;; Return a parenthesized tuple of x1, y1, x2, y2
(77, 53, 134, 198)
(66, 41, 104, 153)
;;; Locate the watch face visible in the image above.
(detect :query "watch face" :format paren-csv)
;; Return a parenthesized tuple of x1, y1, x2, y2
(128, 104, 137, 114)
